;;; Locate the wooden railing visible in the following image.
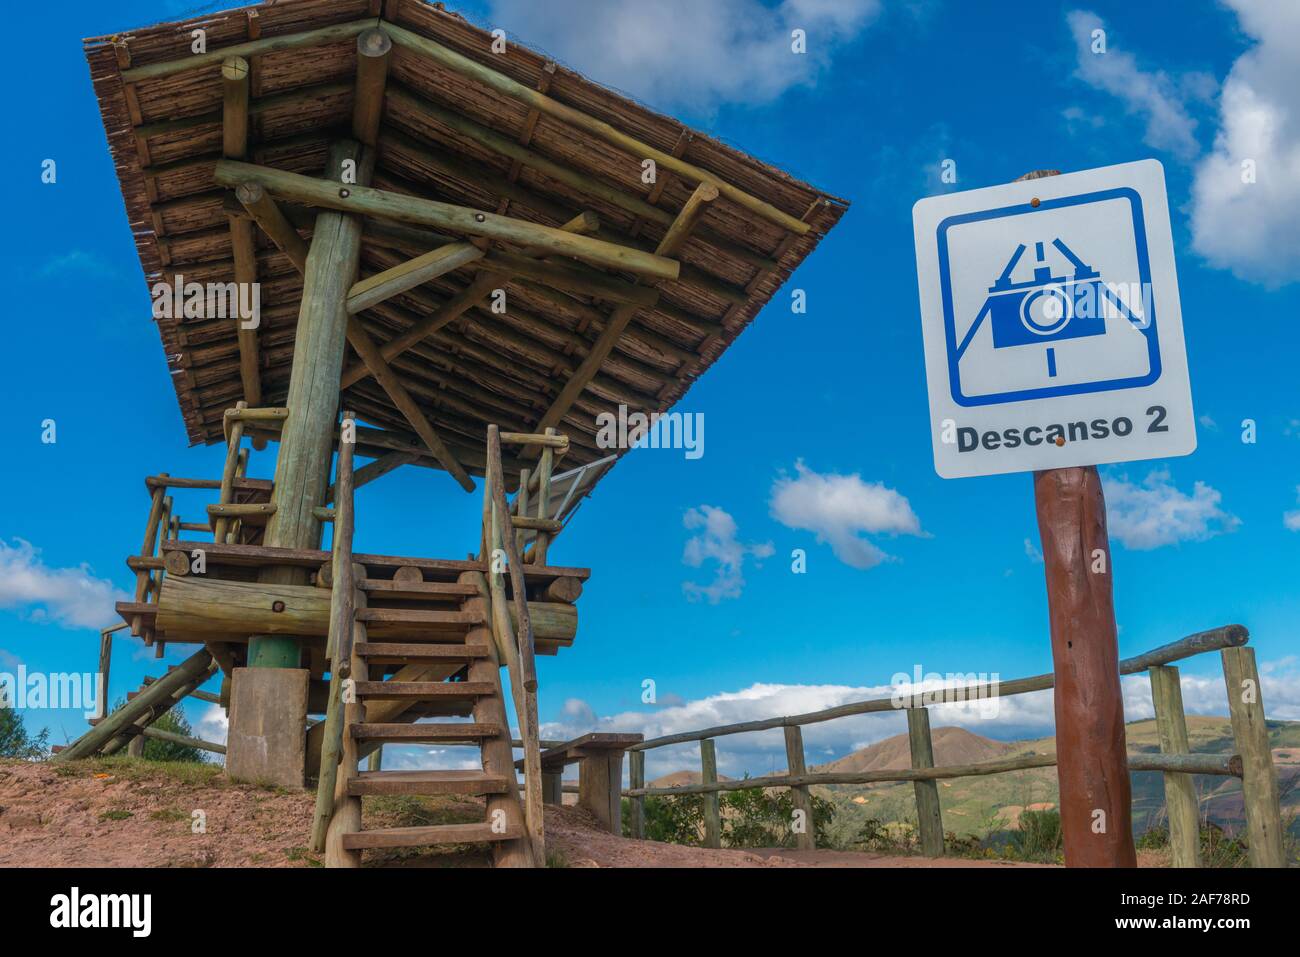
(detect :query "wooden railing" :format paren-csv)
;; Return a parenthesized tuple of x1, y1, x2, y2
(623, 625, 1287, 867)
(480, 424, 568, 865)
(310, 411, 358, 853)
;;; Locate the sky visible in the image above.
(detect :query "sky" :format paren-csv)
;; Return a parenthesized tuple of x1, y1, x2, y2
(1, 0, 1298, 781)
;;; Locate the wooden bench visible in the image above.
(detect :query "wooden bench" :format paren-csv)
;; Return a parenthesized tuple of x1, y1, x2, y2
(515, 732, 643, 833)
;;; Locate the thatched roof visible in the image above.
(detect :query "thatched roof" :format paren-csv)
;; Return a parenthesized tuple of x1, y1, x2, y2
(84, 0, 847, 483)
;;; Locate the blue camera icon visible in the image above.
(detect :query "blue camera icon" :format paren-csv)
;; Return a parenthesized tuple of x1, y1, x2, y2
(986, 239, 1106, 349)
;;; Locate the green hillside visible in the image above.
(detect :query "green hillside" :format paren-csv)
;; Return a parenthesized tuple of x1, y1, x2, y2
(812, 717, 1300, 850)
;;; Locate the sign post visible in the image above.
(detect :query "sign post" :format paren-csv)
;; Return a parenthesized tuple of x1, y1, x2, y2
(913, 162, 1195, 866)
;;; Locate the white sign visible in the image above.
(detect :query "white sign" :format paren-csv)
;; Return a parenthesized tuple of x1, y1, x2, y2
(913, 160, 1195, 479)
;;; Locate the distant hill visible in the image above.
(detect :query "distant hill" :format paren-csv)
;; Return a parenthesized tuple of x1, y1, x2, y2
(807, 717, 1300, 847)
(650, 770, 734, 789)
(815, 726, 1016, 775)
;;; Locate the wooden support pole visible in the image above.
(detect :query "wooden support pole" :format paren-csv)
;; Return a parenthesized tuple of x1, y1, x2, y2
(140, 726, 226, 755)
(96, 625, 125, 720)
(1034, 465, 1136, 867)
(700, 738, 722, 848)
(344, 317, 474, 490)
(542, 770, 562, 806)
(1221, 646, 1284, 867)
(324, 588, 367, 868)
(907, 708, 945, 858)
(122, 21, 375, 81)
(1149, 664, 1200, 867)
(213, 160, 680, 281)
(235, 182, 309, 274)
(783, 725, 816, 851)
(251, 140, 368, 669)
(351, 27, 392, 147)
(577, 751, 625, 835)
(221, 57, 250, 159)
(57, 649, 215, 760)
(628, 750, 645, 839)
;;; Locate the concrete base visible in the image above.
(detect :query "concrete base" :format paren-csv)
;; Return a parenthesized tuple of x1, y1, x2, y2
(226, 667, 309, 789)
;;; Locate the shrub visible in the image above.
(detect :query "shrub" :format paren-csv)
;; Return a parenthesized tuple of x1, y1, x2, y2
(0, 708, 49, 760)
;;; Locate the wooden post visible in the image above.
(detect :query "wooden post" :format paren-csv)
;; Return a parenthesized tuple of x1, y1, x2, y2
(1034, 465, 1136, 866)
(250, 140, 368, 669)
(577, 752, 624, 834)
(542, 770, 562, 805)
(783, 725, 816, 851)
(1221, 646, 1284, 867)
(628, 750, 645, 839)
(351, 27, 391, 147)
(907, 708, 945, 857)
(57, 649, 215, 761)
(1020, 169, 1135, 869)
(700, 738, 722, 848)
(367, 747, 382, 772)
(1149, 665, 1200, 867)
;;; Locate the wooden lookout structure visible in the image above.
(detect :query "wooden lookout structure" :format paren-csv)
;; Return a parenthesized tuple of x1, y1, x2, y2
(67, 0, 847, 867)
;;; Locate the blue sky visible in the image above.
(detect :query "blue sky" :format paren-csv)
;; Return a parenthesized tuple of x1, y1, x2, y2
(2, 0, 1297, 778)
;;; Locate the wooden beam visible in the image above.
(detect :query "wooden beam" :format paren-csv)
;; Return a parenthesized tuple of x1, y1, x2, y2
(344, 317, 475, 491)
(221, 57, 250, 160)
(121, 21, 375, 81)
(339, 212, 602, 388)
(212, 160, 679, 281)
(235, 182, 309, 274)
(384, 23, 810, 235)
(346, 242, 483, 314)
(524, 181, 717, 450)
(223, 54, 260, 406)
(352, 28, 392, 147)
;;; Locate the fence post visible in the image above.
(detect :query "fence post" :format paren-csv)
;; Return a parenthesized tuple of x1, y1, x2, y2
(783, 725, 816, 851)
(700, 738, 722, 849)
(907, 707, 945, 857)
(1148, 665, 1199, 867)
(1221, 646, 1284, 867)
(629, 750, 645, 839)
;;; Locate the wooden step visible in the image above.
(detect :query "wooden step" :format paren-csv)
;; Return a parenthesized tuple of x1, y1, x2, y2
(354, 642, 490, 664)
(349, 722, 500, 743)
(341, 821, 522, 850)
(353, 680, 495, 700)
(356, 608, 484, 628)
(347, 769, 508, 797)
(359, 580, 479, 601)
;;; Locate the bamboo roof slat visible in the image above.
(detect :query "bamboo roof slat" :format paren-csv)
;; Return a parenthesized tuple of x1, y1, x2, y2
(84, 1, 847, 497)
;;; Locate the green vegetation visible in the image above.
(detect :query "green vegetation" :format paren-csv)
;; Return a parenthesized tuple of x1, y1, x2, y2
(624, 782, 836, 849)
(0, 708, 50, 759)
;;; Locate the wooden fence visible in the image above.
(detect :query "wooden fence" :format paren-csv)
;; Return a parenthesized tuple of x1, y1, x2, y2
(622, 625, 1287, 867)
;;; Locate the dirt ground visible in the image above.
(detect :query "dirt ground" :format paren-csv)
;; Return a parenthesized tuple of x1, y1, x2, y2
(0, 758, 1087, 868)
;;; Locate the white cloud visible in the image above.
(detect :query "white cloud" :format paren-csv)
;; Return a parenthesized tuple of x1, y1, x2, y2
(1284, 487, 1300, 532)
(37, 250, 112, 280)
(195, 703, 229, 746)
(1065, 10, 1213, 160)
(1102, 469, 1240, 550)
(1024, 538, 1043, 563)
(1189, 0, 1300, 286)
(481, 0, 881, 112)
(681, 505, 774, 603)
(769, 461, 923, 569)
(0, 539, 129, 630)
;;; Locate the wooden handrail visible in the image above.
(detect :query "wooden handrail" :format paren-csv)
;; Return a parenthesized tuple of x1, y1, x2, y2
(311, 412, 358, 853)
(482, 423, 545, 864)
(626, 624, 1250, 752)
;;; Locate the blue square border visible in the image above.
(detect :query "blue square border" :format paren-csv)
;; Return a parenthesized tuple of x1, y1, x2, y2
(936, 187, 1162, 407)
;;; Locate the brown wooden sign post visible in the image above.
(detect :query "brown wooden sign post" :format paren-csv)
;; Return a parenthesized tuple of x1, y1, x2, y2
(1034, 466, 1136, 866)
(1017, 170, 1135, 867)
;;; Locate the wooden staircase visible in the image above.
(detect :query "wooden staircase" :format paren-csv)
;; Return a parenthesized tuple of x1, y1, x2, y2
(313, 422, 571, 867)
(323, 569, 530, 861)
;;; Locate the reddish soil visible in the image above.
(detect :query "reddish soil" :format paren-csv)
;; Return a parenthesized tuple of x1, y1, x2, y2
(0, 758, 1057, 868)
